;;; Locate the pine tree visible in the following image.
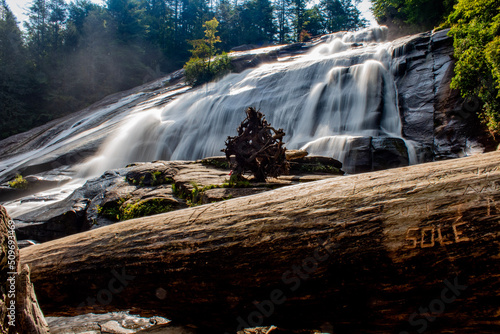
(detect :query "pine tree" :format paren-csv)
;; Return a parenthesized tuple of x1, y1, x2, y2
(0, 0, 36, 138)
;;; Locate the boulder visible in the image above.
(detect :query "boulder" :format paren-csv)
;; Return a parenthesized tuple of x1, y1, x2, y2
(371, 137, 409, 170)
(343, 137, 372, 173)
(285, 150, 308, 161)
(15, 198, 90, 242)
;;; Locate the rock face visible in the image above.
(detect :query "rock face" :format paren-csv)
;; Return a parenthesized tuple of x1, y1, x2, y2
(0, 206, 49, 334)
(392, 28, 492, 160)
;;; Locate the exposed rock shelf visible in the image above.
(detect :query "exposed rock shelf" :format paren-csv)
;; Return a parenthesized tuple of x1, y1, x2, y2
(12, 156, 344, 243)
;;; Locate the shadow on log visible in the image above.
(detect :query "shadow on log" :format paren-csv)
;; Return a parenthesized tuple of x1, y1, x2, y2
(20, 152, 500, 333)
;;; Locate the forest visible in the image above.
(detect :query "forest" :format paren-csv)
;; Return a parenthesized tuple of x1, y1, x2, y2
(0, 0, 499, 139)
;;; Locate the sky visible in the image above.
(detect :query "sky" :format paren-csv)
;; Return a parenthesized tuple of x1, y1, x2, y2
(6, 0, 377, 30)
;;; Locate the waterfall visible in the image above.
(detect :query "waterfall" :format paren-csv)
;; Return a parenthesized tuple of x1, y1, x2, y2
(78, 26, 414, 176)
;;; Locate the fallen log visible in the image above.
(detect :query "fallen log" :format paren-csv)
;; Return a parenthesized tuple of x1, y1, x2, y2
(20, 152, 500, 333)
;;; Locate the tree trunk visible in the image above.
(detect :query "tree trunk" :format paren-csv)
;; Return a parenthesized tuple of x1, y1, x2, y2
(20, 152, 500, 333)
(1, 206, 49, 334)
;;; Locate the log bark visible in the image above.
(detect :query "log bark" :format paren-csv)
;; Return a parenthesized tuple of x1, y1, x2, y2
(20, 152, 500, 333)
(1, 206, 49, 334)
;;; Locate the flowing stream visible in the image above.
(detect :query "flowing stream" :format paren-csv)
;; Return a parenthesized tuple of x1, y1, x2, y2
(2, 26, 419, 215)
(79, 26, 416, 177)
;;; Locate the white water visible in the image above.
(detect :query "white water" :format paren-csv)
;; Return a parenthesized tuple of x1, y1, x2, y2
(80, 26, 416, 177)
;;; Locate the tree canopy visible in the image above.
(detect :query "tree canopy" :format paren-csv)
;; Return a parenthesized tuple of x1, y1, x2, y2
(370, 0, 456, 32)
(447, 0, 500, 135)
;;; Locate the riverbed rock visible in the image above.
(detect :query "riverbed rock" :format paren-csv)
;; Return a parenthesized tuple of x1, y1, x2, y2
(15, 198, 90, 242)
(343, 137, 372, 173)
(392, 28, 493, 161)
(46, 312, 170, 334)
(371, 137, 409, 170)
(0, 174, 72, 203)
(12, 158, 345, 243)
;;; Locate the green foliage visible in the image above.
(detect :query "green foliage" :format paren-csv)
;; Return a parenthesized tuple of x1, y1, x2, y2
(126, 171, 173, 186)
(447, 0, 500, 134)
(0, 0, 40, 139)
(222, 175, 252, 188)
(200, 158, 230, 169)
(121, 198, 174, 220)
(371, 0, 456, 30)
(321, 0, 367, 33)
(184, 18, 232, 86)
(239, 0, 275, 44)
(8, 174, 29, 189)
(97, 197, 173, 221)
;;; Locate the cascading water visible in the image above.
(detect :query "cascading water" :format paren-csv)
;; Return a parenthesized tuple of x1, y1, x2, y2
(80, 26, 416, 176)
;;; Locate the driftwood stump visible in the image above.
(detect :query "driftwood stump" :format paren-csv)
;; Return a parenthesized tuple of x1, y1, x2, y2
(223, 107, 289, 181)
(20, 152, 500, 333)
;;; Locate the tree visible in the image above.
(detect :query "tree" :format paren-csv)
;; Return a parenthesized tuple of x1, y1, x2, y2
(303, 5, 325, 37)
(215, 0, 240, 49)
(0, 0, 36, 139)
(371, 0, 456, 31)
(320, 0, 366, 33)
(20, 151, 500, 332)
(106, 0, 147, 42)
(25, 0, 49, 64)
(47, 0, 67, 50)
(274, 0, 292, 43)
(447, 0, 500, 135)
(184, 17, 231, 85)
(291, 0, 308, 40)
(239, 0, 276, 44)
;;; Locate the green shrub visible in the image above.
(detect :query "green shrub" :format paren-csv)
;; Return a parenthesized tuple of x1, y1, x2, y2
(121, 198, 174, 220)
(97, 197, 174, 221)
(8, 174, 28, 189)
(184, 18, 232, 86)
(447, 0, 500, 135)
(184, 53, 232, 86)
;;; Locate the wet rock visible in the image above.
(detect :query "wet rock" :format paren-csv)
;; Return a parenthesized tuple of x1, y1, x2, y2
(15, 198, 90, 242)
(17, 239, 39, 249)
(0, 174, 72, 202)
(231, 53, 278, 73)
(371, 137, 409, 170)
(101, 320, 135, 333)
(10, 158, 345, 242)
(47, 312, 169, 334)
(392, 28, 488, 161)
(285, 150, 308, 161)
(292, 155, 342, 169)
(343, 137, 372, 173)
(0, 186, 24, 203)
(200, 156, 230, 169)
(125, 162, 176, 186)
